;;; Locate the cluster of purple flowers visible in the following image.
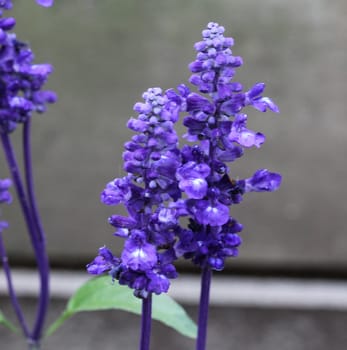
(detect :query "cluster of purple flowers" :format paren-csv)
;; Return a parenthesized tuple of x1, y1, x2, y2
(88, 88, 185, 298)
(0, 0, 56, 133)
(0, 178, 11, 232)
(88, 22, 281, 297)
(0, 2, 55, 346)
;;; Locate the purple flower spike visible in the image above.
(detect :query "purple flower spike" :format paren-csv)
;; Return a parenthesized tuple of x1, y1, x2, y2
(90, 87, 184, 297)
(246, 83, 280, 113)
(172, 22, 281, 273)
(0, 8, 56, 133)
(147, 272, 170, 294)
(90, 22, 282, 306)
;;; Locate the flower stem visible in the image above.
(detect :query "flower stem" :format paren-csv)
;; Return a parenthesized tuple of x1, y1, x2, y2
(139, 293, 152, 350)
(0, 131, 48, 344)
(0, 132, 39, 244)
(196, 267, 212, 350)
(23, 120, 50, 342)
(0, 230, 31, 339)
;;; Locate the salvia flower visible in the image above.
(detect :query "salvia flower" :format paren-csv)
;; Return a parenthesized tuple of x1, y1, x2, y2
(90, 22, 282, 296)
(0, 0, 56, 133)
(88, 88, 185, 298)
(173, 22, 281, 271)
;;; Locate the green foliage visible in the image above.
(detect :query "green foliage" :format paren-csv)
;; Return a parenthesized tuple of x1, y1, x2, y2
(46, 276, 197, 339)
(0, 309, 18, 333)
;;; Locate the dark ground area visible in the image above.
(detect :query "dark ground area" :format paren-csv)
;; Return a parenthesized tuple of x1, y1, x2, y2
(1, 297, 347, 350)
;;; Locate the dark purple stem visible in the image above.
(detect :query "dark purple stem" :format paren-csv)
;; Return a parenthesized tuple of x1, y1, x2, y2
(0, 230, 30, 338)
(196, 267, 212, 350)
(23, 120, 50, 342)
(139, 293, 152, 350)
(23, 120, 46, 242)
(0, 131, 42, 348)
(1, 132, 39, 243)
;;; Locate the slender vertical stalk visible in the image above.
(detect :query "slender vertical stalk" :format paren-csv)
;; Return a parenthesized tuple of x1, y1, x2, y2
(23, 120, 46, 242)
(0, 231, 31, 339)
(139, 293, 152, 350)
(0, 131, 45, 346)
(196, 267, 212, 350)
(1, 132, 39, 245)
(23, 120, 50, 342)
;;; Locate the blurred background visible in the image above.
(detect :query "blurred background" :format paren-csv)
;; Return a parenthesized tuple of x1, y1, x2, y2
(1, 0, 347, 349)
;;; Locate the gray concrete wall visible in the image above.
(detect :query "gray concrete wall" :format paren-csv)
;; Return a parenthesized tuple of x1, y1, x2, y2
(1, 296, 347, 350)
(1, 0, 346, 269)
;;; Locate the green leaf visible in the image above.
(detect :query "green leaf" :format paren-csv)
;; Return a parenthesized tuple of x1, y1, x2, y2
(46, 276, 197, 339)
(0, 309, 19, 333)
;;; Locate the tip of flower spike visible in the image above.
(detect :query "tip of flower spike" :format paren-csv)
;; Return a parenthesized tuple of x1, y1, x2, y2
(36, 0, 54, 7)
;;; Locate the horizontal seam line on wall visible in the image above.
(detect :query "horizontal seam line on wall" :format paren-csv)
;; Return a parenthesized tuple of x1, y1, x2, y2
(1, 269, 347, 310)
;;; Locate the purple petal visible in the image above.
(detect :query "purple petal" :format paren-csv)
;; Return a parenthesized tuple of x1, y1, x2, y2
(247, 82, 265, 99)
(186, 93, 215, 114)
(261, 97, 280, 113)
(179, 178, 208, 199)
(252, 97, 280, 113)
(158, 208, 177, 224)
(0, 17, 16, 30)
(108, 215, 136, 229)
(230, 129, 266, 148)
(177, 161, 210, 180)
(121, 231, 157, 271)
(36, 0, 54, 7)
(244, 169, 282, 192)
(87, 246, 117, 275)
(101, 177, 132, 205)
(127, 118, 148, 132)
(146, 272, 170, 294)
(195, 200, 230, 226)
(133, 102, 152, 114)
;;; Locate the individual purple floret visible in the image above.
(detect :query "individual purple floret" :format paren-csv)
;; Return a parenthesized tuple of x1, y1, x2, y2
(88, 87, 185, 298)
(0, 3, 56, 133)
(238, 169, 282, 193)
